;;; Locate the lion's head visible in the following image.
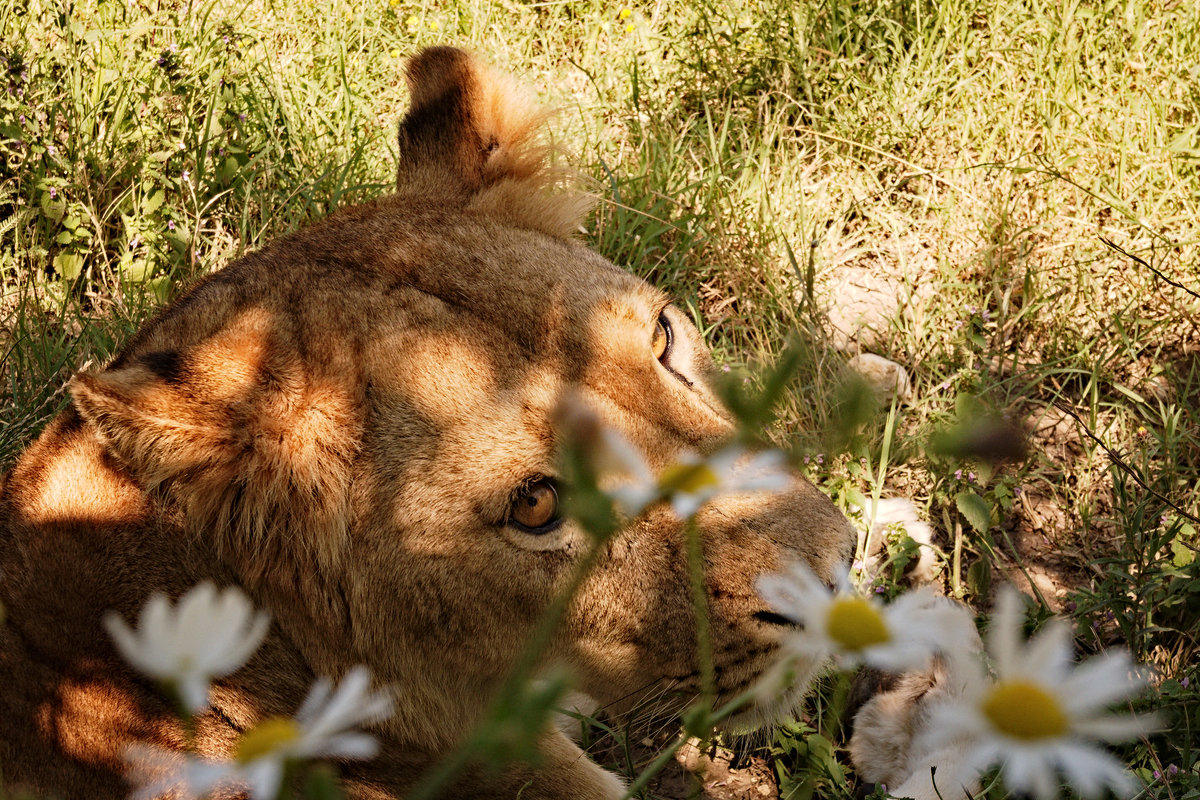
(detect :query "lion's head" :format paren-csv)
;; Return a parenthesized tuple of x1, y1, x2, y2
(1, 47, 854, 799)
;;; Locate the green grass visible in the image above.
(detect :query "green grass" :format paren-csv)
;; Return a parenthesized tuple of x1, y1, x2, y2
(3, 0, 1199, 798)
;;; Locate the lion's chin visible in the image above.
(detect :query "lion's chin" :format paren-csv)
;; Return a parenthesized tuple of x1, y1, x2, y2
(716, 654, 828, 735)
(555, 654, 827, 741)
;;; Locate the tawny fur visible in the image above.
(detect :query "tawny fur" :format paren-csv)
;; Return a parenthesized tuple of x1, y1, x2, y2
(0, 47, 904, 800)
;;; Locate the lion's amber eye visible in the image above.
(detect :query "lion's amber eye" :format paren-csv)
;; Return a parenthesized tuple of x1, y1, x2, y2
(651, 313, 672, 363)
(510, 480, 560, 532)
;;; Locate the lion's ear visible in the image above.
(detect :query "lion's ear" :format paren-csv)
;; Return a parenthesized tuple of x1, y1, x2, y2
(69, 314, 359, 582)
(396, 46, 591, 238)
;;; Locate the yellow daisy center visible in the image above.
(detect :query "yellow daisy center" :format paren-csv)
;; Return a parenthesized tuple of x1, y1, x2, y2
(982, 680, 1069, 740)
(658, 462, 720, 495)
(235, 716, 301, 764)
(825, 596, 891, 651)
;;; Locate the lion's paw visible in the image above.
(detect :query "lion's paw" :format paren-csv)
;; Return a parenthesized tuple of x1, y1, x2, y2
(848, 601, 981, 800)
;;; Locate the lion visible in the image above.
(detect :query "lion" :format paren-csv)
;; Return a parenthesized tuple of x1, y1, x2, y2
(0, 47, 962, 799)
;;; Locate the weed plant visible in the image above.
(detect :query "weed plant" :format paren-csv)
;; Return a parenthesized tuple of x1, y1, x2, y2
(2, 0, 1198, 798)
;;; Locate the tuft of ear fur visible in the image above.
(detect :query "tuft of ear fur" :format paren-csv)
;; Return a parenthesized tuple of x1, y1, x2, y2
(396, 46, 592, 238)
(68, 313, 360, 584)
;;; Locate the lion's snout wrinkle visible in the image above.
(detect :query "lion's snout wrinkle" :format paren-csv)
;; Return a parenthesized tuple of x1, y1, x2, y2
(1, 46, 857, 800)
(752, 609, 798, 628)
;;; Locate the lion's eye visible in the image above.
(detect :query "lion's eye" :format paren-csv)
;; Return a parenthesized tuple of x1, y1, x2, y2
(510, 479, 561, 532)
(651, 313, 672, 364)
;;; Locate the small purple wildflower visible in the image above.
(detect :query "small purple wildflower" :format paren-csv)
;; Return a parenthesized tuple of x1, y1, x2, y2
(815, 454, 824, 465)
(1182, 677, 1190, 689)
(182, 169, 190, 182)
(223, 35, 230, 44)
(48, 187, 57, 199)
(47, 145, 56, 155)
(874, 586, 885, 594)
(1154, 770, 1162, 781)
(19, 114, 25, 124)
(721, 364, 731, 373)
(167, 220, 176, 231)
(803, 455, 810, 465)
(852, 560, 864, 571)
(967, 471, 976, 482)
(954, 469, 963, 480)
(1013, 486, 1022, 496)
(981, 309, 991, 321)
(1168, 765, 1179, 777)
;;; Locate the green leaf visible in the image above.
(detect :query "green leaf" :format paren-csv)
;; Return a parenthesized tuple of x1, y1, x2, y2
(956, 491, 991, 534)
(147, 275, 172, 304)
(41, 193, 66, 225)
(1173, 525, 1195, 567)
(967, 558, 992, 597)
(122, 257, 154, 283)
(843, 487, 868, 514)
(219, 156, 239, 185)
(143, 189, 165, 215)
(1167, 125, 1199, 154)
(1112, 383, 1148, 405)
(52, 252, 84, 280)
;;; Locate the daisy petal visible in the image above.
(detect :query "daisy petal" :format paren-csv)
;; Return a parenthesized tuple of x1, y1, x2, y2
(1020, 619, 1073, 683)
(1060, 651, 1144, 715)
(1002, 745, 1060, 800)
(1055, 740, 1137, 798)
(1073, 713, 1158, 743)
(244, 756, 285, 800)
(988, 588, 1025, 677)
(315, 731, 381, 760)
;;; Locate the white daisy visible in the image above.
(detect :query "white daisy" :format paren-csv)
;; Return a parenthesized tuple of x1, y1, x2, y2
(236, 665, 394, 798)
(104, 581, 270, 713)
(656, 445, 790, 520)
(124, 666, 393, 800)
(920, 588, 1155, 800)
(595, 426, 659, 518)
(599, 433, 790, 521)
(124, 745, 242, 800)
(755, 563, 973, 672)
